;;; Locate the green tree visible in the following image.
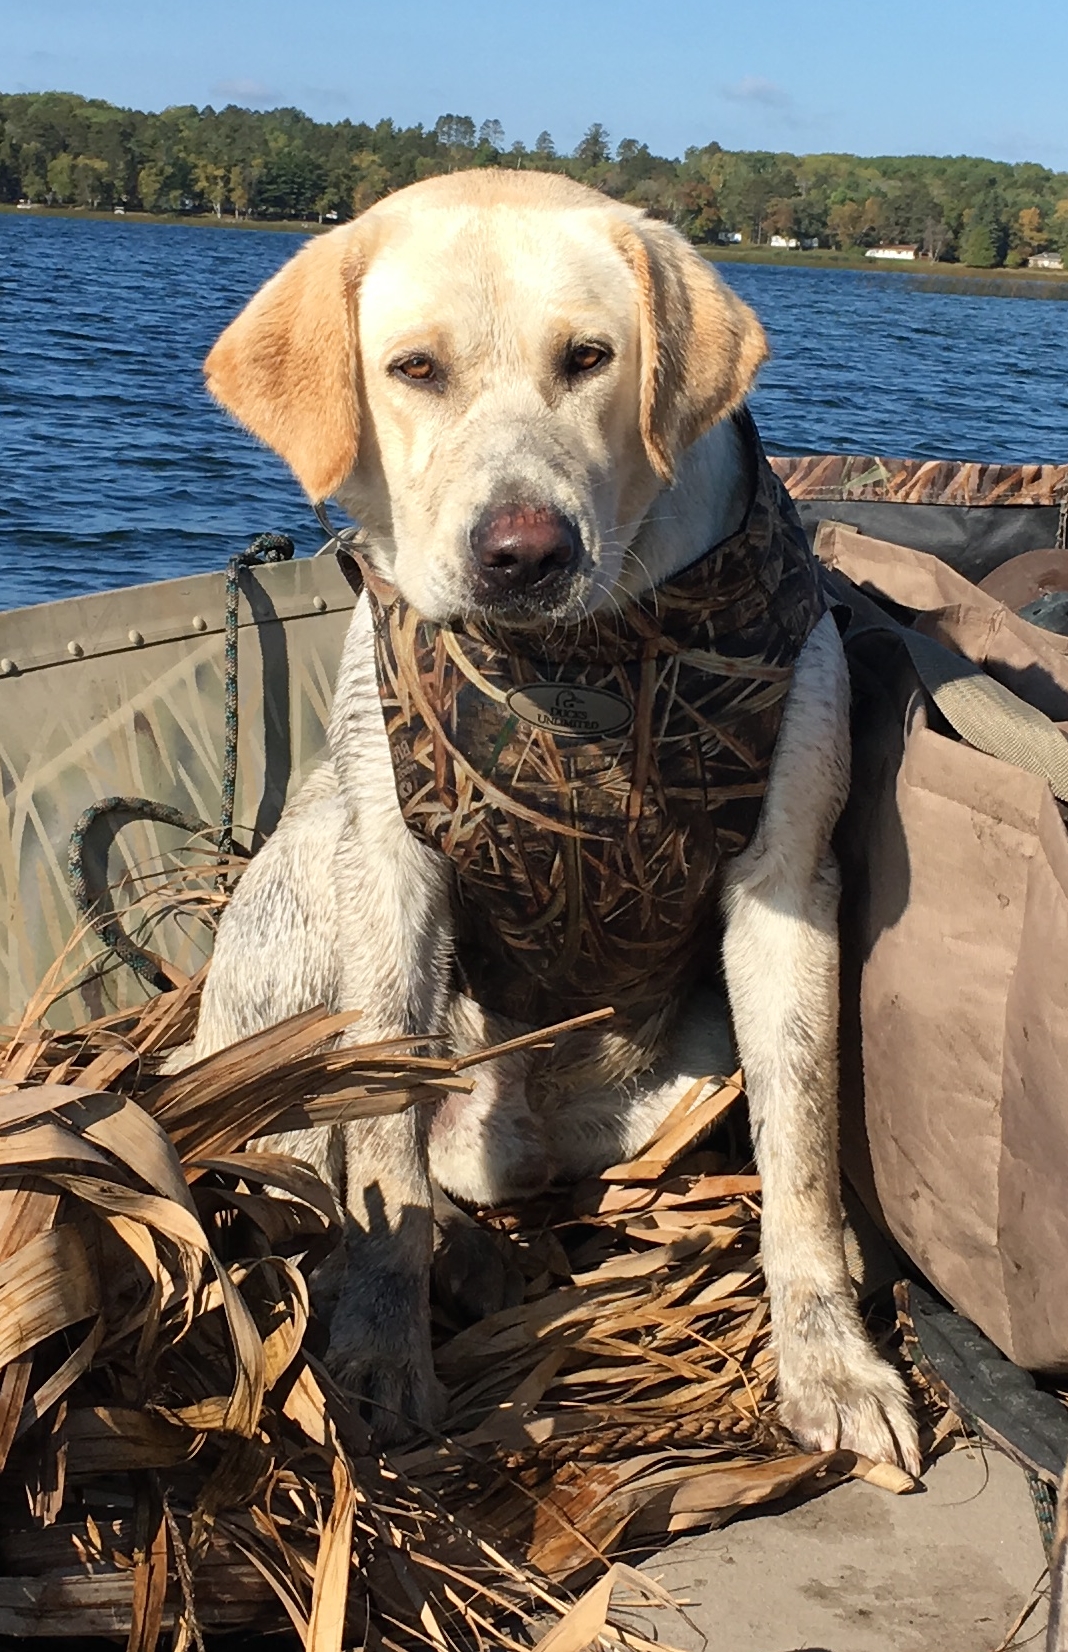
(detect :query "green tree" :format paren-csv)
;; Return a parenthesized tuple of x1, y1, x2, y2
(574, 123, 611, 168)
(227, 162, 258, 218)
(1051, 199, 1068, 253)
(17, 138, 48, 200)
(1016, 205, 1044, 251)
(194, 160, 227, 216)
(137, 162, 168, 212)
(72, 155, 110, 208)
(827, 200, 863, 248)
(478, 118, 504, 150)
(922, 216, 953, 260)
(676, 178, 722, 241)
(46, 152, 74, 203)
(351, 149, 389, 213)
(959, 220, 999, 266)
(434, 114, 475, 148)
(534, 130, 556, 158)
(764, 195, 797, 239)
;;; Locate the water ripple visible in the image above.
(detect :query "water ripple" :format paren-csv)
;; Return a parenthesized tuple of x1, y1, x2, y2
(2, 217, 1066, 612)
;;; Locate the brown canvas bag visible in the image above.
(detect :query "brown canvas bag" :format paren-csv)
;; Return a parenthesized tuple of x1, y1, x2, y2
(818, 522, 1068, 1372)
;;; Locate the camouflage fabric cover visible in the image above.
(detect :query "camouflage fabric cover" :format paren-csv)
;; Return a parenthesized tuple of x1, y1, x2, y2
(770, 452, 1068, 508)
(361, 420, 824, 1036)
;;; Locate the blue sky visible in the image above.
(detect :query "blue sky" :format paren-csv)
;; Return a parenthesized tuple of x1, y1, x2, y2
(8, 0, 1068, 169)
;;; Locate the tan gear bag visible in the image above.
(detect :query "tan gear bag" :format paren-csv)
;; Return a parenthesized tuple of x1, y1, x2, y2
(819, 522, 1068, 1372)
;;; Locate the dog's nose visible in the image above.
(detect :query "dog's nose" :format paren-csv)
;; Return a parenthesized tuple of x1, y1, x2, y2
(471, 506, 579, 600)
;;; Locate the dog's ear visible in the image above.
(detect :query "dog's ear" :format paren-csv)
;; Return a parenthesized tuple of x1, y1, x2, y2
(615, 217, 768, 484)
(204, 220, 373, 502)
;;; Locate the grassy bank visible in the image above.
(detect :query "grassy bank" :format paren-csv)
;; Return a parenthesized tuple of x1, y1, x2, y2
(704, 241, 1068, 282)
(703, 243, 1068, 298)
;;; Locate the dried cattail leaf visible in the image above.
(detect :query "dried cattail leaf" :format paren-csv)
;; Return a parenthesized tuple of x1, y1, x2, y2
(0, 1224, 99, 1368)
(306, 1439, 356, 1652)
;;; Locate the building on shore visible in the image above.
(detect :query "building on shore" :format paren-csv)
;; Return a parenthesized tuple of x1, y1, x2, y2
(865, 245, 920, 260)
(1028, 251, 1064, 270)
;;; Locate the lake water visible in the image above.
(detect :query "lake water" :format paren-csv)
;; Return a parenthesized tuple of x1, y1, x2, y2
(2, 213, 1066, 612)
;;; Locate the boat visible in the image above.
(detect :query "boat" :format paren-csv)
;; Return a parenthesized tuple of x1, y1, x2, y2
(2, 448, 1067, 1646)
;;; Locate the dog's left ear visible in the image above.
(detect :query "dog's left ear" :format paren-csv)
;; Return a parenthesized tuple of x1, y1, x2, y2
(615, 217, 769, 484)
(204, 218, 374, 503)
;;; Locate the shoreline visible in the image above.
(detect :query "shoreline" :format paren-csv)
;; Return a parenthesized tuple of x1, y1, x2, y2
(702, 243, 1068, 282)
(4, 203, 1067, 295)
(0, 202, 314, 233)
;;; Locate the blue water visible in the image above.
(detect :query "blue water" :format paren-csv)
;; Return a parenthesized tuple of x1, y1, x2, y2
(2, 214, 1066, 612)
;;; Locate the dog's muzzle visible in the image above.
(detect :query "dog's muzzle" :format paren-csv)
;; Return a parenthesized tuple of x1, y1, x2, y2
(469, 504, 581, 612)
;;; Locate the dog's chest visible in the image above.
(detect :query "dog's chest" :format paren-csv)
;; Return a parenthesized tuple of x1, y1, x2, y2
(359, 458, 822, 1030)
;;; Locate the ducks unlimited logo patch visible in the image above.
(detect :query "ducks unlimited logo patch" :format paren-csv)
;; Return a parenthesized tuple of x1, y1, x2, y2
(506, 682, 634, 739)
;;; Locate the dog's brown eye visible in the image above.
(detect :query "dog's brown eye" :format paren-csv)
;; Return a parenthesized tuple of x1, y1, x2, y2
(566, 343, 610, 377)
(393, 354, 437, 383)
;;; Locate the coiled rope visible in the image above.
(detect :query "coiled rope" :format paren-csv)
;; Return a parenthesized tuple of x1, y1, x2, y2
(68, 534, 294, 990)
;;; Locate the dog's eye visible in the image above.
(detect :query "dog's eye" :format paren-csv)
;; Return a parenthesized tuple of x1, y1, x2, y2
(392, 354, 438, 384)
(566, 342, 611, 377)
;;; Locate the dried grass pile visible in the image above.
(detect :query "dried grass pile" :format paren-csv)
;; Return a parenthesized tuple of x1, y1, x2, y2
(0, 926, 916, 1650)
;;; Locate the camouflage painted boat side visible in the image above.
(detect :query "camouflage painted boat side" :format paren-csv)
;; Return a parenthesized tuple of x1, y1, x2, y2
(770, 453, 1068, 508)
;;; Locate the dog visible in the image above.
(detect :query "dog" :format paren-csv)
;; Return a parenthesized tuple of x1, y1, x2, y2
(183, 169, 919, 1472)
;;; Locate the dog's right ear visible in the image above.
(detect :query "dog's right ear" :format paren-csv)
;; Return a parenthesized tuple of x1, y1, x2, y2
(204, 220, 373, 503)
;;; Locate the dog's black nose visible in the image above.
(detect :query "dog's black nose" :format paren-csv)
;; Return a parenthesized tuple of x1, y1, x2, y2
(471, 505, 579, 601)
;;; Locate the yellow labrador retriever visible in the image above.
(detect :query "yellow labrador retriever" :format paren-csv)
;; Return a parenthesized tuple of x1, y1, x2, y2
(186, 170, 918, 1471)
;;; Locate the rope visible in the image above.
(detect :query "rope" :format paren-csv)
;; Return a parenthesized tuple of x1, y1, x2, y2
(219, 534, 294, 856)
(1027, 1469, 1058, 1562)
(68, 797, 213, 991)
(68, 533, 294, 990)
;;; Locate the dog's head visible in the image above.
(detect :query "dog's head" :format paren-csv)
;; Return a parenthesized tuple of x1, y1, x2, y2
(205, 171, 767, 626)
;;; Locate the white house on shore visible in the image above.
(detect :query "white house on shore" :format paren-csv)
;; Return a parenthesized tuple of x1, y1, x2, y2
(865, 245, 920, 260)
(1028, 251, 1064, 270)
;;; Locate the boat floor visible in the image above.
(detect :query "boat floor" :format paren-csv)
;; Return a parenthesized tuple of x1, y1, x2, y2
(637, 1445, 1046, 1651)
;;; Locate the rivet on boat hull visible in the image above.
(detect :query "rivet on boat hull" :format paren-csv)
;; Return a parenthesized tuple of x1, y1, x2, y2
(67, 640, 84, 658)
(128, 629, 144, 646)
(313, 596, 327, 613)
(0, 658, 14, 676)
(192, 616, 207, 633)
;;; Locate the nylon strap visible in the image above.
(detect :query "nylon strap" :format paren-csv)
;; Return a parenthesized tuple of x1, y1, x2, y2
(823, 567, 1068, 805)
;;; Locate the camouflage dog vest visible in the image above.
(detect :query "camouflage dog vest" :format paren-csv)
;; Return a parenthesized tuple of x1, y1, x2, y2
(353, 416, 824, 1037)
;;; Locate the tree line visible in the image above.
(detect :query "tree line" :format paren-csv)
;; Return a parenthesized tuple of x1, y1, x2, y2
(3, 91, 1067, 267)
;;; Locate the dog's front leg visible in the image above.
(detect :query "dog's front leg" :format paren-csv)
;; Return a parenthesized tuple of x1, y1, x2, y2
(323, 809, 454, 1440)
(721, 611, 919, 1474)
(321, 601, 454, 1442)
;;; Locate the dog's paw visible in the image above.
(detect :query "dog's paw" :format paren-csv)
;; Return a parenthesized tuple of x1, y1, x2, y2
(776, 1324, 920, 1477)
(326, 1280, 445, 1446)
(433, 1212, 525, 1324)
